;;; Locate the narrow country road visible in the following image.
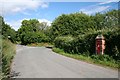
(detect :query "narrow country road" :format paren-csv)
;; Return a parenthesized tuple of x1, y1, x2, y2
(10, 45, 118, 78)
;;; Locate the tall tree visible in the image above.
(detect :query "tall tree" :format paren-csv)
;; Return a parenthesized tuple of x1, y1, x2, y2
(17, 19, 49, 44)
(51, 12, 95, 38)
(1, 16, 16, 43)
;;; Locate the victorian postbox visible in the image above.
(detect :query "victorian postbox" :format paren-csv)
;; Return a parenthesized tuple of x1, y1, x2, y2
(95, 35, 105, 55)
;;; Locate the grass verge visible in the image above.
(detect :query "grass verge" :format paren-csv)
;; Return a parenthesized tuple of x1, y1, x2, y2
(27, 43, 53, 48)
(52, 47, 118, 69)
(0, 39, 16, 79)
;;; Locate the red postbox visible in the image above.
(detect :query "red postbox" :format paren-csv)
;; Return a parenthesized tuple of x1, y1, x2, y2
(95, 35, 105, 55)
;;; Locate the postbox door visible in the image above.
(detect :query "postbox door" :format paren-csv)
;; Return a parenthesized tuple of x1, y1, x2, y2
(96, 40, 101, 54)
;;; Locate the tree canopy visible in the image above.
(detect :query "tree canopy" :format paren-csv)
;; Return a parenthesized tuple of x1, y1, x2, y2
(50, 10, 118, 39)
(17, 19, 49, 45)
(0, 16, 16, 43)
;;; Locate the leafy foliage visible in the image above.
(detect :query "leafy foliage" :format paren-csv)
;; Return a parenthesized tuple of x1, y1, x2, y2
(53, 10, 119, 61)
(0, 16, 16, 43)
(51, 13, 95, 38)
(17, 19, 49, 45)
(54, 27, 120, 60)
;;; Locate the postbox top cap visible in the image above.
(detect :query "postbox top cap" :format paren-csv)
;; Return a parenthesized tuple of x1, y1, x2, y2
(96, 35, 105, 39)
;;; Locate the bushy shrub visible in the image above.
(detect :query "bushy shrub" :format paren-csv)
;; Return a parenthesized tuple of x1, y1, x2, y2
(20, 32, 49, 45)
(54, 34, 97, 55)
(54, 36, 74, 53)
(91, 54, 113, 62)
(103, 28, 120, 60)
(54, 27, 120, 60)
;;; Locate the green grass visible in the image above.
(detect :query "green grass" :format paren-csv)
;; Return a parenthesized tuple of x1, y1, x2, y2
(0, 39, 16, 79)
(27, 42, 53, 47)
(52, 47, 118, 69)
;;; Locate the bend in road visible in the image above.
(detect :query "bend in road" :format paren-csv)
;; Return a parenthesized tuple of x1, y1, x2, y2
(11, 45, 118, 78)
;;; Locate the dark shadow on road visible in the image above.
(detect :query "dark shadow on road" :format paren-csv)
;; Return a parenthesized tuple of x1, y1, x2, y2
(45, 46, 53, 49)
(10, 71, 20, 78)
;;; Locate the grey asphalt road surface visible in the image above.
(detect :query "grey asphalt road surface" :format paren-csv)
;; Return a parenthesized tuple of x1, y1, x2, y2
(10, 45, 118, 78)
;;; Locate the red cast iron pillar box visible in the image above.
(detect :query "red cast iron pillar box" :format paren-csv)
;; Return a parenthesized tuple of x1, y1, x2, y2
(95, 35, 105, 55)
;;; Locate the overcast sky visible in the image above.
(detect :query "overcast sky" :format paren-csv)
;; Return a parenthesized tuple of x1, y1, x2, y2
(0, 0, 118, 31)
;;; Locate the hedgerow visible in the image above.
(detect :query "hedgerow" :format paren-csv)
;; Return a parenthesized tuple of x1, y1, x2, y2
(54, 27, 120, 61)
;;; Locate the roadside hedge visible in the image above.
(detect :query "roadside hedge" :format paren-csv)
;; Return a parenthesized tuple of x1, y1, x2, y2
(1, 39, 16, 79)
(54, 27, 120, 61)
(54, 36, 74, 53)
(54, 34, 97, 55)
(20, 32, 49, 45)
